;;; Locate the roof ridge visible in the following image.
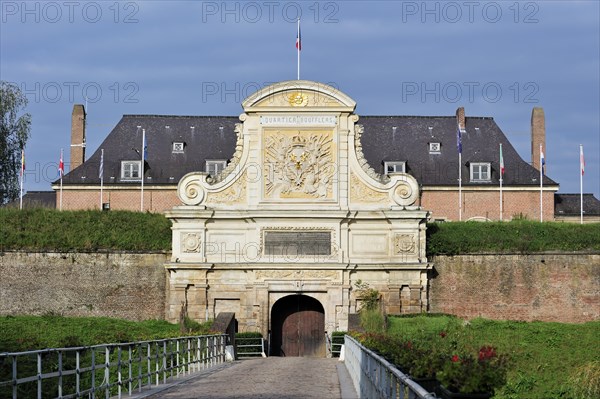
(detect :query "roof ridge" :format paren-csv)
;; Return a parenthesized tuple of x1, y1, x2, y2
(122, 115, 239, 118)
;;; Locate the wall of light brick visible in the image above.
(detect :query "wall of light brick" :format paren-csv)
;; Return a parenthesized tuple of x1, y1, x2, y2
(429, 254, 600, 323)
(422, 189, 555, 221)
(59, 189, 180, 212)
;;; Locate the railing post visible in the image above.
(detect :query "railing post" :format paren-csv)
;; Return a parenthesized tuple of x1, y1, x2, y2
(37, 353, 42, 399)
(105, 346, 111, 399)
(57, 351, 63, 398)
(117, 345, 122, 399)
(76, 350, 80, 398)
(11, 355, 17, 399)
(162, 341, 167, 385)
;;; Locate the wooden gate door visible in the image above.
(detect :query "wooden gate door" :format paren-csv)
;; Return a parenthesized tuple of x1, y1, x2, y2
(273, 295, 325, 357)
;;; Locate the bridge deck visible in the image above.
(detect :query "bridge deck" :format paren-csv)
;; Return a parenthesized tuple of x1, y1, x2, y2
(132, 357, 357, 399)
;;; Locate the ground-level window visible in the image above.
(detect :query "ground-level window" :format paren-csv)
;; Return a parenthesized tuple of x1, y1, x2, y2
(121, 160, 141, 180)
(470, 162, 491, 182)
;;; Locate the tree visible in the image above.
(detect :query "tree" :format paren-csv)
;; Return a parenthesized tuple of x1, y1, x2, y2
(0, 81, 31, 204)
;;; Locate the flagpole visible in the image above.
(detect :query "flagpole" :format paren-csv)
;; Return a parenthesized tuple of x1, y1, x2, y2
(499, 144, 503, 221)
(297, 19, 300, 80)
(539, 143, 543, 222)
(580, 144, 584, 224)
(458, 151, 462, 221)
(19, 149, 24, 210)
(100, 149, 104, 210)
(141, 129, 145, 212)
(59, 148, 63, 211)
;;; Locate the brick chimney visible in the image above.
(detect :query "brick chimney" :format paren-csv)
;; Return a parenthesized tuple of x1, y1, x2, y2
(456, 107, 465, 131)
(70, 104, 86, 170)
(531, 107, 545, 171)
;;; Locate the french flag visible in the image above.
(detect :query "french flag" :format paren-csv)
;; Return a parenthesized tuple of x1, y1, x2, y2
(296, 21, 301, 51)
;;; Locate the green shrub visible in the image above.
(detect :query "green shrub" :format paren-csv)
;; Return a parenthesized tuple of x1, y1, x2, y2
(427, 221, 600, 255)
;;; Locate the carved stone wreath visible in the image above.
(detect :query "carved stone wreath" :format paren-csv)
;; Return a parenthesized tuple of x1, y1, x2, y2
(181, 233, 201, 253)
(394, 234, 416, 254)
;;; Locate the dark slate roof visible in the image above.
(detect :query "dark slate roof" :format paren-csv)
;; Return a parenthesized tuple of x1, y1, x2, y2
(555, 193, 600, 216)
(359, 116, 557, 186)
(61, 115, 238, 185)
(60, 114, 558, 187)
(3, 191, 56, 209)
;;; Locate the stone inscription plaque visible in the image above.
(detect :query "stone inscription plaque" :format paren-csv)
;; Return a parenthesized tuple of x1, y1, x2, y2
(264, 231, 331, 256)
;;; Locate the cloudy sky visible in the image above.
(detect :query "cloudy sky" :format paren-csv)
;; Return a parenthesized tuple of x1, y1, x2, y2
(2, 0, 599, 199)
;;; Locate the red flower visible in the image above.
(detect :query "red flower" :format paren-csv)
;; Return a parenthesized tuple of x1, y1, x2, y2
(451, 354, 460, 362)
(439, 331, 447, 338)
(478, 346, 497, 361)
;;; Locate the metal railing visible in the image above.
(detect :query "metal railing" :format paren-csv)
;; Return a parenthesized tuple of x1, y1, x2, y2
(343, 335, 436, 399)
(0, 334, 227, 399)
(235, 337, 266, 358)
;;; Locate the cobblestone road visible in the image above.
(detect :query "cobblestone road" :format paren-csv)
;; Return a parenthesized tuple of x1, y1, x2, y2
(141, 357, 356, 399)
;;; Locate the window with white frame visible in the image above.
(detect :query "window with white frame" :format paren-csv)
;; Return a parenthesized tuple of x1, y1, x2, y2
(172, 142, 184, 153)
(384, 161, 406, 174)
(470, 163, 491, 182)
(121, 161, 142, 180)
(206, 160, 227, 176)
(429, 142, 441, 153)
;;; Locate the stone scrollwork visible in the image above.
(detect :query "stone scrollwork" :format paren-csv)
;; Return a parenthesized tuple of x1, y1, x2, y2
(177, 173, 206, 205)
(181, 233, 202, 253)
(207, 123, 244, 185)
(350, 173, 388, 203)
(206, 172, 247, 204)
(391, 175, 419, 206)
(354, 124, 390, 184)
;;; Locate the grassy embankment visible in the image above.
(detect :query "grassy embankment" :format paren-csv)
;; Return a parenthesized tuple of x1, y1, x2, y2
(2, 208, 598, 253)
(383, 315, 599, 399)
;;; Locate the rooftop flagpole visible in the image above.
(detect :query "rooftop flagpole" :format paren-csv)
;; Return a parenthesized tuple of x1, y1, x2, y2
(19, 149, 25, 210)
(457, 122, 462, 221)
(141, 129, 145, 212)
(499, 143, 504, 221)
(296, 19, 301, 80)
(99, 149, 104, 210)
(539, 144, 544, 222)
(59, 148, 64, 211)
(580, 144, 585, 224)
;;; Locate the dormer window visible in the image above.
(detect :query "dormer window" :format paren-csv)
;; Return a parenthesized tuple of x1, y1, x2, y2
(121, 161, 141, 180)
(384, 161, 406, 174)
(429, 142, 441, 154)
(172, 142, 184, 153)
(206, 160, 227, 176)
(470, 163, 491, 182)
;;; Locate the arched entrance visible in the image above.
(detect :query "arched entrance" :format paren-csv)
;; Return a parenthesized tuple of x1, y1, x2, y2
(270, 294, 325, 357)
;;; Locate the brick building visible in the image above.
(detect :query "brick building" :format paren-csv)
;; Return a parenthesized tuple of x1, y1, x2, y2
(54, 82, 558, 221)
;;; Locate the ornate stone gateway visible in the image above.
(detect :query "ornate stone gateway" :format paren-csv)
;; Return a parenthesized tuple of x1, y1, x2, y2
(165, 81, 431, 352)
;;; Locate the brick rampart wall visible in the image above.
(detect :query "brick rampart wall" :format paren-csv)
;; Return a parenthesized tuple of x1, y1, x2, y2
(0, 252, 168, 321)
(429, 253, 599, 323)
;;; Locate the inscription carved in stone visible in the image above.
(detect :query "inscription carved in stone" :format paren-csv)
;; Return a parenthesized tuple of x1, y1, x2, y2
(264, 130, 334, 199)
(256, 270, 338, 280)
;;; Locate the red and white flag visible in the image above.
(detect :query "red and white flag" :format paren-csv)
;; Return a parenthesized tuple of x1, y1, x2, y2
(580, 145, 585, 176)
(296, 20, 301, 51)
(59, 149, 64, 178)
